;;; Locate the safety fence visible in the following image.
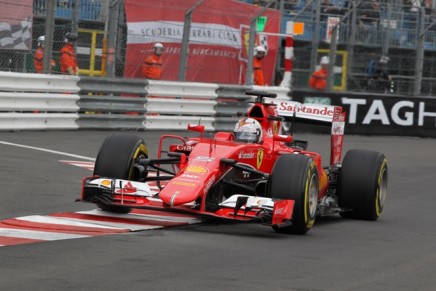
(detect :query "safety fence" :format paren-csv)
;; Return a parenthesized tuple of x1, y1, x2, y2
(1, 71, 436, 138)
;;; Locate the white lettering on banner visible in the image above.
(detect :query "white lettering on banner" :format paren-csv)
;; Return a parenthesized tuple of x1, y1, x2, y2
(419, 102, 436, 126)
(127, 21, 242, 49)
(342, 98, 366, 124)
(342, 98, 436, 127)
(391, 101, 414, 126)
(362, 100, 390, 125)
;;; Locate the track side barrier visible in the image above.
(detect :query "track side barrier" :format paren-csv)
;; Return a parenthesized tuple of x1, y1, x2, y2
(144, 80, 219, 131)
(78, 77, 147, 129)
(0, 72, 80, 130)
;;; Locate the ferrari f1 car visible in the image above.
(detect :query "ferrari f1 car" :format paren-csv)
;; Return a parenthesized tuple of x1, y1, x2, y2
(80, 91, 388, 235)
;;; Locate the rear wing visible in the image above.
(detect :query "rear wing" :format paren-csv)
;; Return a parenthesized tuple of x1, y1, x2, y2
(272, 100, 347, 165)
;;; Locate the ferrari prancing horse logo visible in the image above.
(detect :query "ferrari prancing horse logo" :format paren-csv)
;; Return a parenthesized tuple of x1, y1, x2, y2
(257, 149, 264, 169)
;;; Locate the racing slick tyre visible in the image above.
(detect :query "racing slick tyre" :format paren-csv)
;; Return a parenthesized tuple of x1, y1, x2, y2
(93, 133, 149, 214)
(268, 154, 319, 235)
(338, 149, 388, 220)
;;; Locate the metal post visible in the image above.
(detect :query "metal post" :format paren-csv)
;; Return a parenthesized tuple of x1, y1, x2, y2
(311, 0, 321, 74)
(245, 0, 279, 86)
(179, 0, 205, 81)
(107, 0, 120, 78)
(72, 0, 80, 34)
(346, 0, 357, 90)
(43, 0, 55, 74)
(327, 26, 338, 91)
(326, 0, 364, 91)
(272, 0, 285, 85)
(381, 4, 391, 57)
(414, 8, 428, 96)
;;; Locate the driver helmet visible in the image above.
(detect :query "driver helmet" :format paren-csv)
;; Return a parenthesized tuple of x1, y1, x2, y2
(233, 117, 263, 144)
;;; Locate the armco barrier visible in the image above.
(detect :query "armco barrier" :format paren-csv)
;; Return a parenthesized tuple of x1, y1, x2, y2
(0, 113, 79, 130)
(78, 77, 147, 129)
(143, 80, 219, 130)
(0, 71, 79, 93)
(0, 72, 79, 130)
(7, 72, 435, 138)
(146, 80, 219, 99)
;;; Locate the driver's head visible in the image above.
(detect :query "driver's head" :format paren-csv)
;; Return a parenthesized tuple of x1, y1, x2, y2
(233, 117, 263, 144)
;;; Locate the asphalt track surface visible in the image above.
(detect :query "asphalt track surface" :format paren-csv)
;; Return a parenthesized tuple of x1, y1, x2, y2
(0, 130, 435, 291)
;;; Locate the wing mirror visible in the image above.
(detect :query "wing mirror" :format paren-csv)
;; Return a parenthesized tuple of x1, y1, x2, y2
(273, 134, 293, 143)
(187, 124, 205, 133)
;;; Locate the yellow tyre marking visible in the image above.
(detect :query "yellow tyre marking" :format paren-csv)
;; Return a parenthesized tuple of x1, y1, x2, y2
(375, 159, 388, 217)
(128, 143, 148, 180)
(304, 162, 317, 229)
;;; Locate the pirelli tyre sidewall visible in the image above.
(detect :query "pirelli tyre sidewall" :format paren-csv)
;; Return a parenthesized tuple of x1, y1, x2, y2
(268, 154, 319, 235)
(93, 133, 149, 213)
(338, 149, 388, 220)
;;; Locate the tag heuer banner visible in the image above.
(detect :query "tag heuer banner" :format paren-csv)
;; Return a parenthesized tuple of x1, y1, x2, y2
(124, 0, 281, 84)
(0, 0, 32, 50)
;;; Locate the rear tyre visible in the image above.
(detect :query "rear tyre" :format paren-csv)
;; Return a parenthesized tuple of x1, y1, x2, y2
(338, 149, 388, 220)
(93, 133, 149, 214)
(268, 154, 319, 235)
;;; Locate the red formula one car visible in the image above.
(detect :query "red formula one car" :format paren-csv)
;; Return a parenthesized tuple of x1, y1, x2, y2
(80, 91, 388, 234)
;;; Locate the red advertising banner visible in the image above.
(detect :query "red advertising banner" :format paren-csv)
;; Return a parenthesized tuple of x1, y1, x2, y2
(124, 0, 281, 85)
(0, 0, 32, 50)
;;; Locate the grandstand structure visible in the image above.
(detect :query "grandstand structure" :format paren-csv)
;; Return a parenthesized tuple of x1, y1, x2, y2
(271, 0, 436, 95)
(2, 0, 436, 95)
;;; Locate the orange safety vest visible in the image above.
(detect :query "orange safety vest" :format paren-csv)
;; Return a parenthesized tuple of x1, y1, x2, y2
(60, 43, 78, 74)
(253, 57, 265, 86)
(142, 54, 162, 79)
(34, 47, 44, 73)
(309, 68, 328, 90)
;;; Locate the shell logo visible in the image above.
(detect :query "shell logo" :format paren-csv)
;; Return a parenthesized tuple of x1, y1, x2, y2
(101, 180, 111, 187)
(185, 165, 208, 174)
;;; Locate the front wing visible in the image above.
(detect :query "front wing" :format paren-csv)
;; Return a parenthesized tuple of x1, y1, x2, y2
(80, 177, 295, 228)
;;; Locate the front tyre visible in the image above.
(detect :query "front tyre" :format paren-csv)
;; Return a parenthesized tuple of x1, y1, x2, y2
(338, 149, 388, 220)
(93, 133, 149, 213)
(268, 154, 319, 235)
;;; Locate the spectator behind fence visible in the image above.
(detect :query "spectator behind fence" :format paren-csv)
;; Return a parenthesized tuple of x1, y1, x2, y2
(142, 43, 163, 80)
(253, 45, 266, 86)
(60, 32, 79, 75)
(34, 36, 55, 73)
(357, 0, 380, 43)
(367, 56, 393, 93)
(309, 56, 329, 90)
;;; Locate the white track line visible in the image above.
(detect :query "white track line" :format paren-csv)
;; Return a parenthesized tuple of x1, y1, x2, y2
(0, 228, 89, 241)
(78, 209, 201, 224)
(15, 215, 162, 231)
(0, 141, 95, 161)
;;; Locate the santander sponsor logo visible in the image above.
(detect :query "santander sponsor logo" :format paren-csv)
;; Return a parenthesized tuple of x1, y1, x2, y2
(238, 150, 255, 159)
(278, 102, 334, 117)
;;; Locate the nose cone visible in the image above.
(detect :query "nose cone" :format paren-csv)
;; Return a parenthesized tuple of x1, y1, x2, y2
(159, 178, 202, 206)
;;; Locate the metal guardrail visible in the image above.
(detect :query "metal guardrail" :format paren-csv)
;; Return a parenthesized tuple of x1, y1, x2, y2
(0, 72, 79, 130)
(8, 73, 436, 138)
